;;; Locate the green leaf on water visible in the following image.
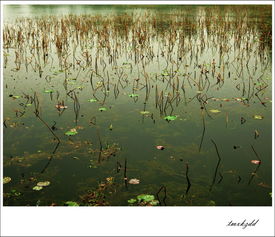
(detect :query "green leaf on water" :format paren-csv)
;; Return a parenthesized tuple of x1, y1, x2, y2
(11, 189, 21, 196)
(65, 201, 79, 206)
(128, 94, 139, 98)
(164, 115, 177, 121)
(26, 103, 32, 107)
(253, 115, 264, 120)
(208, 200, 216, 206)
(99, 107, 107, 111)
(44, 89, 53, 93)
(140, 111, 150, 115)
(149, 200, 159, 206)
(33, 186, 43, 191)
(12, 96, 20, 99)
(128, 198, 137, 204)
(209, 109, 221, 113)
(65, 129, 78, 136)
(137, 194, 155, 203)
(37, 181, 50, 187)
(88, 99, 97, 102)
(3, 177, 11, 184)
(161, 69, 169, 76)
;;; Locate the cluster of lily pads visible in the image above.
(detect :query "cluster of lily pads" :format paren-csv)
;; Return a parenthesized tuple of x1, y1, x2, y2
(128, 194, 159, 206)
(33, 181, 50, 191)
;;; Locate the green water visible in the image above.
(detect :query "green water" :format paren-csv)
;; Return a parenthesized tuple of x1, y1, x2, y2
(2, 5, 272, 206)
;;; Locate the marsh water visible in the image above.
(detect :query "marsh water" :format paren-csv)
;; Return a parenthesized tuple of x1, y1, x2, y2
(3, 5, 272, 206)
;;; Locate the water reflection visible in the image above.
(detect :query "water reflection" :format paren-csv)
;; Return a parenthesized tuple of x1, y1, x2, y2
(3, 5, 272, 206)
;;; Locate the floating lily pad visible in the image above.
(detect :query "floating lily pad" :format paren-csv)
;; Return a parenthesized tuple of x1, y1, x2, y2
(137, 194, 155, 203)
(140, 111, 150, 115)
(10, 189, 21, 196)
(37, 181, 50, 187)
(12, 95, 20, 99)
(164, 115, 177, 121)
(128, 198, 137, 204)
(88, 99, 97, 102)
(161, 70, 169, 76)
(33, 186, 43, 191)
(65, 128, 78, 136)
(99, 107, 107, 112)
(208, 200, 216, 206)
(253, 115, 264, 120)
(128, 93, 139, 98)
(209, 109, 221, 113)
(149, 200, 159, 206)
(65, 201, 79, 206)
(3, 177, 11, 184)
(26, 103, 32, 107)
(44, 89, 54, 93)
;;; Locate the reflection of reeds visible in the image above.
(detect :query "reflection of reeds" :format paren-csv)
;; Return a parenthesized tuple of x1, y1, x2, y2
(73, 92, 80, 125)
(156, 185, 167, 206)
(209, 139, 222, 192)
(248, 145, 261, 185)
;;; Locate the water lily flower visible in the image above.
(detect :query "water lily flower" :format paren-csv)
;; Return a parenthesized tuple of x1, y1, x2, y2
(156, 145, 165, 150)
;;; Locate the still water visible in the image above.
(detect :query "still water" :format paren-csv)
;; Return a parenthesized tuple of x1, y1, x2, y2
(3, 5, 272, 206)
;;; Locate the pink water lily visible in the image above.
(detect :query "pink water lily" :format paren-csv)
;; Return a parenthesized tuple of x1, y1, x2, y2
(156, 145, 165, 150)
(251, 160, 261, 165)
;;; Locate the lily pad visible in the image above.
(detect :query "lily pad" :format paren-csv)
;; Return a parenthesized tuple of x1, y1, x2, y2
(128, 94, 139, 98)
(149, 200, 159, 206)
(137, 194, 155, 203)
(12, 95, 20, 99)
(140, 111, 150, 115)
(164, 115, 177, 121)
(65, 201, 79, 206)
(26, 103, 32, 107)
(10, 189, 21, 196)
(99, 107, 107, 112)
(208, 200, 216, 206)
(44, 89, 54, 93)
(33, 186, 43, 191)
(253, 115, 264, 120)
(37, 181, 50, 187)
(209, 109, 221, 113)
(3, 176, 11, 184)
(65, 128, 78, 136)
(128, 199, 137, 204)
(88, 99, 97, 102)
